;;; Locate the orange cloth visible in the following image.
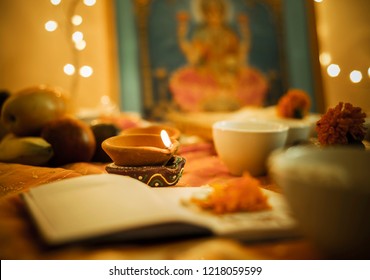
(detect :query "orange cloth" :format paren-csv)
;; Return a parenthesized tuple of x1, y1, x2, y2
(0, 142, 274, 197)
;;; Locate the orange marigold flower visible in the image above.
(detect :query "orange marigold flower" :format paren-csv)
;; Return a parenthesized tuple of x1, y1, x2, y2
(176, 11, 189, 22)
(316, 102, 367, 146)
(277, 89, 311, 119)
(191, 174, 270, 214)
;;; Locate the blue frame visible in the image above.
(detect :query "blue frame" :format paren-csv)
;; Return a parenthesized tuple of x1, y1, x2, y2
(115, 0, 142, 113)
(283, 0, 318, 111)
(115, 0, 318, 114)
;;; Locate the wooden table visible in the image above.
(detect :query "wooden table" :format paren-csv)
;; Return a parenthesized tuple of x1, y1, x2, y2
(0, 142, 323, 260)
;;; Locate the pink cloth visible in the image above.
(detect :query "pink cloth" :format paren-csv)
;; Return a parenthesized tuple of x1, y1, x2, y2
(177, 142, 235, 186)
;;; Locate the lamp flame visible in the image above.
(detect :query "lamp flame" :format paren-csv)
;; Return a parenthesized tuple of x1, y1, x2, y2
(160, 130, 172, 148)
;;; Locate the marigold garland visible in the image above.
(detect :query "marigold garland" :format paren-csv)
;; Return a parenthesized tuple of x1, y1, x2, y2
(316, 102, 367, 146)
(277, 89, 311, 119)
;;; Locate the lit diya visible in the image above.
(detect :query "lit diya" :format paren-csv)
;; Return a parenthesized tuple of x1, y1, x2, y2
(102, 130, 186, 187)
(120, 125, 181, 141)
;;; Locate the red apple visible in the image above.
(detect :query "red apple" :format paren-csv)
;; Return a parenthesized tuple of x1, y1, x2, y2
(41, 117, 96, 166)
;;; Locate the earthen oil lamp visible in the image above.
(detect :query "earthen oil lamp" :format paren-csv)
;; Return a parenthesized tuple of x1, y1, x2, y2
(102, 130, 186, 187)
(120, 125, 181, 141)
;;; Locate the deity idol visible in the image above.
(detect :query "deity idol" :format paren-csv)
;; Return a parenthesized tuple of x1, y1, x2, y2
(169, 0, 268, 112)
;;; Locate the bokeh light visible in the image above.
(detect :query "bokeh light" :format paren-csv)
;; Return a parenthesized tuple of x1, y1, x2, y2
(71, 15, 83, 26)
(64, 64, 75, 76)
(327, 64, 340, 77)
(45, 20, 58, 32)
(349, 70, 362, 83)
(79, 65, 93, 78)
(319, 52, 331, 66)
(75, 40, 87, 51)
(72, 31, 84, 43)
(83, 0, 96, 7)
(50, 0, 62, 6)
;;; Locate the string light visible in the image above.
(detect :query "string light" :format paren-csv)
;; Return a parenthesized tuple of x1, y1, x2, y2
(50, 0, 61, 5)
(75, 40, 86, 50)
(71, 30, 86, 50)
(79, 65, 93, 78)
(83, 0, 96, 7)
(327, 64, 340, 77)
(71, 15, 83, 26)
(319, 52, 331, 66)
(349, 70, 362, 83)
(323, 54, 368, 84)
(46, 0, 95, 101)
(72, 31, 83, 43)
(64, 64, 76, 75)
(44, 20, 58, 32)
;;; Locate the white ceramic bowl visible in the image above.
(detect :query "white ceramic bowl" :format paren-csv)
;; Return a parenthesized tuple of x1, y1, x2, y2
(268, 146, 370, 258)
(272, 118, 312, 146)
(213, 120, 288, 176)
(232, 106, 315, 145)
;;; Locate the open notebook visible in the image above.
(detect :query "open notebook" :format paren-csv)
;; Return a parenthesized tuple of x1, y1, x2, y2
(21, 174, 300, 246)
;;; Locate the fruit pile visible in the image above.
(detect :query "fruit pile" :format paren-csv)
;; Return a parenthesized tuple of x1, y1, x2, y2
(0, 85, 119, 166)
